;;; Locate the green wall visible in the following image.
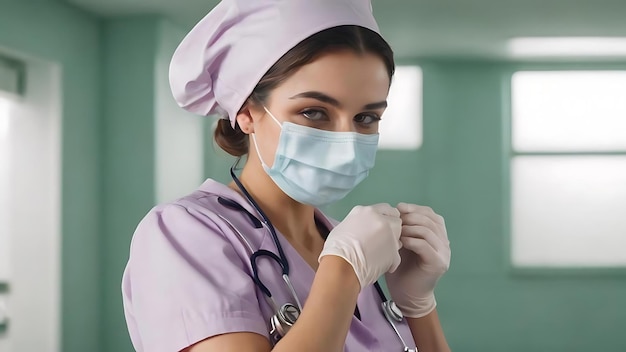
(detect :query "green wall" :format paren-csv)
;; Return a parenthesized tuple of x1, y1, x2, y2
(0, 3, 102, 352)
(100, 16, 202, 352)
(100, 16, 162, 352)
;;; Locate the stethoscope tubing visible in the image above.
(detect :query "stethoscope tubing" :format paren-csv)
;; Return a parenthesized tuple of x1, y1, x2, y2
(225, 165, 415, 351)
(230, 166, 290, 275)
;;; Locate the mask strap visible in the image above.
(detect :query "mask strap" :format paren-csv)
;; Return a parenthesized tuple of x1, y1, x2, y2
(251, 106, 282, 169)
(263, 106, 283, 128)
(251, 133, 270, 169)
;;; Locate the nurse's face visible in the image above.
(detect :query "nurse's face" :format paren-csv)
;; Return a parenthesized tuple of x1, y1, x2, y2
(240, 49, 391, 167)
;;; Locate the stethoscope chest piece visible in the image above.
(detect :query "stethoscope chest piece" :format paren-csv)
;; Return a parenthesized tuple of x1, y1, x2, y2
(269, 303, 301, 344)
(382, 300, 403, 322)
(382, 300, 418, 352)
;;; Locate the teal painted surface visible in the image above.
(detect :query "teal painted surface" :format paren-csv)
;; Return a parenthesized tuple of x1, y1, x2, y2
(0, 3, 102, 352)
(100, 17, 162, 352)
(204, 119, 241, 184)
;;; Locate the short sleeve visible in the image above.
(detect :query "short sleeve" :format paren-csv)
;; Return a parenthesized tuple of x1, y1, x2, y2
(122, 203, 268, 352)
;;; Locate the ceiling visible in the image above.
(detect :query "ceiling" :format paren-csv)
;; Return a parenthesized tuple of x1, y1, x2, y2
(63, 0, 626, 60)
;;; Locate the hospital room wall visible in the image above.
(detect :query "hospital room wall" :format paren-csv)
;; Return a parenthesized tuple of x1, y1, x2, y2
(99, 17, 159, 352)
(324, 61, 626, 351)
(0, 3, 102, 352)
(99, 16, 204, 352)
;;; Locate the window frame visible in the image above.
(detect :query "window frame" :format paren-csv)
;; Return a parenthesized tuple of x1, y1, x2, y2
(503, 63, 626, 276)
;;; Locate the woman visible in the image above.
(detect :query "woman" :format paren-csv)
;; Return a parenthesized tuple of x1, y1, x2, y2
(122, 0, 451, 351)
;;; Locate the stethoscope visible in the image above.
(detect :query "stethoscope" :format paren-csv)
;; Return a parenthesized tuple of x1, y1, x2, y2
(219, 166, 417, 351)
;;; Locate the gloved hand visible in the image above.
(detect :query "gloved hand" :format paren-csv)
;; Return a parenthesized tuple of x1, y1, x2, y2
(385, 202, 451, 318)
(319, 203, 402, 289)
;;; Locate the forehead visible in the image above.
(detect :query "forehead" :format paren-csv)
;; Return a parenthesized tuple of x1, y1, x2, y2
(270, 50, 391, 104)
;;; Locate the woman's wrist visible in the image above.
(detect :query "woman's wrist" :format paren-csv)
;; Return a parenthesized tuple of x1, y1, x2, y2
(317, 255, 361, 295)
(274, 256, 360, 351)
(406, 309, 451, 352)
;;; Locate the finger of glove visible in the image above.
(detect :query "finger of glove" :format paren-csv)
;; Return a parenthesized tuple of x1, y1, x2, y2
(397, 202, 446, 227)
(370, 203, 401, 218)
(336, 206, 403, 251)
(387, 250, 402, 274)
(342, 204, 395, 228)
(401, 224, 446, 253)
(389, 216, 403, 241)
(331, 208, 402, 254)
(398, 206, 448, 243)
(401, 237, 450, 272)
(400, 211, 440, 233)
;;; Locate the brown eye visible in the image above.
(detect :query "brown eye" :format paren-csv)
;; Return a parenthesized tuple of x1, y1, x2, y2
(354, 113, 381, 125)
(301, 109, 329, 121)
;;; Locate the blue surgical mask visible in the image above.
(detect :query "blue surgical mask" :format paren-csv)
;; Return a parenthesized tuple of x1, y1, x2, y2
(251, 107, 379, 207)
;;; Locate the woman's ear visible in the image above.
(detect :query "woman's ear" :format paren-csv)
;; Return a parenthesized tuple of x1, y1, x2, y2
(236, 102, 255, 135)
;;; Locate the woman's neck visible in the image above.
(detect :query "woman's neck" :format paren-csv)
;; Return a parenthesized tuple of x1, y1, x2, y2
(229, 162, 323, 253)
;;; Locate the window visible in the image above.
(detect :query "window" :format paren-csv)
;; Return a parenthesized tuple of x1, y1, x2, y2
(378, 65, 422, 150)
(0, 96, 10, 139)
(510, 71, 626, 268)
(0, 96, 12, 283)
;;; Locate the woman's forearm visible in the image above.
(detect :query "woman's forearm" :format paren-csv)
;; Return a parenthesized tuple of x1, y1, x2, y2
(407, 309, 451, 352)
(273, 256, 360, 352)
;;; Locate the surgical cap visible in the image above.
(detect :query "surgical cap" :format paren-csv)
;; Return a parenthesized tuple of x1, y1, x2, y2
(169, 0, 380, 127)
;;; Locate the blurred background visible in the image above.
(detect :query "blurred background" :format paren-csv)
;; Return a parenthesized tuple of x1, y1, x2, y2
(1, 0, 625, 351)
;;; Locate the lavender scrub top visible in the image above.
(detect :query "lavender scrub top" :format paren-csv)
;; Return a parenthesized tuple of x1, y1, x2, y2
(122, 179, 416, 352)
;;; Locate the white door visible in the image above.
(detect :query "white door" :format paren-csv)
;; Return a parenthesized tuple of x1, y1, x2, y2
(0, 54, 61, 352)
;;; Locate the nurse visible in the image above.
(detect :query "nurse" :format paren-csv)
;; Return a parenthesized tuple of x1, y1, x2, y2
(121, 0, 451, 351)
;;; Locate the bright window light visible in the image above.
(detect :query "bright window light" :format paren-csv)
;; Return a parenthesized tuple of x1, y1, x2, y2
(378, 66, 422, 150)
(512, 156, 626, 267)
(512, 71, 626, 152)
(508, 37, 626, 57)
(0, 96, 9, 280)
(0, 97, 11, 139)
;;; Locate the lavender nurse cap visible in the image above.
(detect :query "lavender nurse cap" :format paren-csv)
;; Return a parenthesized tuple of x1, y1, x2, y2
(169, 0, 380, 126)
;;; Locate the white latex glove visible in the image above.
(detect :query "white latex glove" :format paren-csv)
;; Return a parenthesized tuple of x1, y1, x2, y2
(319, 204, 402, 289)
(385, 202, 451, 318)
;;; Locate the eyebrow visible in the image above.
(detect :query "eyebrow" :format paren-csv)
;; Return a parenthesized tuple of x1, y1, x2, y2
(289, 91, 387, 110)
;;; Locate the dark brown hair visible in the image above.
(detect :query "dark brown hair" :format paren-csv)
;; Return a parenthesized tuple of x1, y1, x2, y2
(214, 25, 395, 157)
